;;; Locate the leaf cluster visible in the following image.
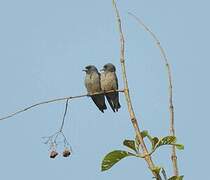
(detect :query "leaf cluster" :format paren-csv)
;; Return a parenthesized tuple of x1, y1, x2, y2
(101, 131, 184, 179)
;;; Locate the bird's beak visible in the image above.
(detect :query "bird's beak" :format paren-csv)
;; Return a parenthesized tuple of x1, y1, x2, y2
(82, 69, 87, 72)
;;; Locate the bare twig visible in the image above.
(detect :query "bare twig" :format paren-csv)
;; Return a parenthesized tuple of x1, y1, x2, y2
(42, 130, 70, 149)
(128, 12, 179, 176)
(42, 99, 71, 152)
(0, 89, 124, 121)
(112, 1, 161, 179)
(60, 99, 69, 132)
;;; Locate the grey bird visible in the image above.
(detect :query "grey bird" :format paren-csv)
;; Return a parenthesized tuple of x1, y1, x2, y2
(100, 63, 121, 112)
(83, 65, 107, 113)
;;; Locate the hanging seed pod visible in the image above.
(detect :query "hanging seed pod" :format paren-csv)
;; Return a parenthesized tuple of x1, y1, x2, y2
(50, 150, 58, 158)
(63, 148, 71, 157)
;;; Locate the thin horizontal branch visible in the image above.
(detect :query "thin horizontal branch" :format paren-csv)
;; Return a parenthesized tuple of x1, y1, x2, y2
(0, 89, 124, 121)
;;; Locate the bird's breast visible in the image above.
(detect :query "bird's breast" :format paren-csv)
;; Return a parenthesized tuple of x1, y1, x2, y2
(101, 72, 117, 91)
(85, 73, 101, 93)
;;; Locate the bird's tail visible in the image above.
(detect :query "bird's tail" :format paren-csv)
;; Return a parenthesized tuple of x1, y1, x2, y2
(115, 101, 121, 112)
(106, 92, 121, 112)
(91, 95, 107, 113)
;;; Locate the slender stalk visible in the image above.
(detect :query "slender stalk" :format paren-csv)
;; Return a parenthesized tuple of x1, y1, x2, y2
(112, 1, 161, 179)
(128, 12, 179, 176)
(0, 89, 124, 121)
(60, 99, 69, 132)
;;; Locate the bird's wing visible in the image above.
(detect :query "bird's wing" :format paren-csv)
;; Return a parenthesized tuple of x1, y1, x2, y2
(114, 73, 121, 111)
(105, 93, 115, 112)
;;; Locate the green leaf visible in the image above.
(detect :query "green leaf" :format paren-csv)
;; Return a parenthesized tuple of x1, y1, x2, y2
(152, 137, 159, 149)
(140, 130, 155, 147)
(168, 175, 184, 180)
(135, 130, 150, 150)
(173, 144, 184, 150)
(155, 136, 177, 149)
(141, 130, 149, 138)
(140, 131, 158, 148)
(123, 139, 138, 153)
(101, 150, 136, 171)
(151, 166, 161, 174)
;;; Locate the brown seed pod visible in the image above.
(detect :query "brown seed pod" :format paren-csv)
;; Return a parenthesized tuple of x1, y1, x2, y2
(63, 149, 71, 157)
(50, 150, 58, 158)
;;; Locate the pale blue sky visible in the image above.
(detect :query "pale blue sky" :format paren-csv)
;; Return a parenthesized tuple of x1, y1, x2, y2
(0, 0, 208, 179)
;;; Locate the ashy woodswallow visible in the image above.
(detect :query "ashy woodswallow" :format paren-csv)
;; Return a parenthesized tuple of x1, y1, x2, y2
(100, 63, 121, 112)
(83, 65, 107, 113)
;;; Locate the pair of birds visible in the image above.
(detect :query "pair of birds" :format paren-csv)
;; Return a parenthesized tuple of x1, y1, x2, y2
(83, 63, 121, 113)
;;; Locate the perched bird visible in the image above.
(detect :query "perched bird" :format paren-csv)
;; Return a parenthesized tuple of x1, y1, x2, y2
(83, 65, 107, 113)
(100, 63, 121, 112)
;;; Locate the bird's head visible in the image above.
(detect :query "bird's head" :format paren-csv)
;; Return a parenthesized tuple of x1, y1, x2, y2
(101, 63, 116, 72)
(83, 65, 98, 74)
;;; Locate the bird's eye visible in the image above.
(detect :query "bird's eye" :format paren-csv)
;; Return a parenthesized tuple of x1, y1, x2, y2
(86, 66, 90, 69)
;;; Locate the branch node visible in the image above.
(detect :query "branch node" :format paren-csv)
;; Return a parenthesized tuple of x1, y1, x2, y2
(120, 58, 125, 63)
(171, 155, 177, 161)
(131, 117, 136, 123)
(124, 88, 129, 93)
